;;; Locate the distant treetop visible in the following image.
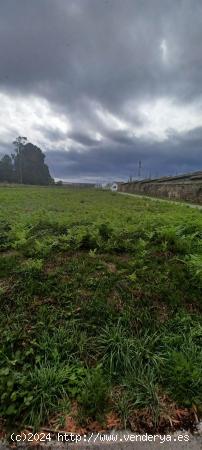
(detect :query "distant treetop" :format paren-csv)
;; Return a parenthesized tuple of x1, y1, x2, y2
(0, 137, 54, 185)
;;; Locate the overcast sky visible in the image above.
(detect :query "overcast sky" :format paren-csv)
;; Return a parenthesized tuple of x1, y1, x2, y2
(0, 0, 202, 182)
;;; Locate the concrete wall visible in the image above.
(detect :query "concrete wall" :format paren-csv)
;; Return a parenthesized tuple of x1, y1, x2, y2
(118, 181, 202, 204)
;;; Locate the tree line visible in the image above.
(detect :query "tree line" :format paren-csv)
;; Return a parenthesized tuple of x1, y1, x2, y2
(0, 137, 53, 185)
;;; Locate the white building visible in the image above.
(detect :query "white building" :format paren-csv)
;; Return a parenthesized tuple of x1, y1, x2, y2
(110, 182, 118, 191)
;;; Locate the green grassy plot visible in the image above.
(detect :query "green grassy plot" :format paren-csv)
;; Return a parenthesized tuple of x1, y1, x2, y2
(0, 186, 202, 432)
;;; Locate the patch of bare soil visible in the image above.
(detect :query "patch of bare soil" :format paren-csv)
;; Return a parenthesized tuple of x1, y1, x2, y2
(0, 250, 19, 257)
(107, 289, 123, 311)
(129, 401, 198, 434)
(102, 261, 117, 273)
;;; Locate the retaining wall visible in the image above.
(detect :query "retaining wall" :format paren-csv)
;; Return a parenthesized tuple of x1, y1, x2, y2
(118, 181, 202, 204)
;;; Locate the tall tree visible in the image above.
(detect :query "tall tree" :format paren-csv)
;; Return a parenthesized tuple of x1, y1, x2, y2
(13, 138, 53, 185)
(0, 155, 14, 182)
(12, 136, 27, 184)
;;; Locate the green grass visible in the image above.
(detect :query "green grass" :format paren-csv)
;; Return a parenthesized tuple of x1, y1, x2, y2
(0, 186, 202, 432)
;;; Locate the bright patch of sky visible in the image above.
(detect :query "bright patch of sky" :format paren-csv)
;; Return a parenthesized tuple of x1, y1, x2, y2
(1, 92, 202, 152)
(0, 92, 71, 149)
(160, 39, 168, 63)
(137, 98, 202, 140)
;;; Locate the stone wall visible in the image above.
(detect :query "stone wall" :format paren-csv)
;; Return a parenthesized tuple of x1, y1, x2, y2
(118, 180, 202, 204)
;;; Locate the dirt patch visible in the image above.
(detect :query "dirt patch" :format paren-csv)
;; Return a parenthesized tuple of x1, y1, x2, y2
(107, 289, 123, 311)
(0, 278, 14, 295)
(152, 302, 170, 323)
(129, 400, 198, 434)
(103, 262, 117, 273)
(0, 250, 19, 258)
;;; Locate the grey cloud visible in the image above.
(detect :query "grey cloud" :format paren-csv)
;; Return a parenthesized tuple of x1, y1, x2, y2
(1, 0, 202, 109)
(68, 131, 101, 147)
(1, 0, 202, 181)
(44, 127, 202, 181)
(35, 126, 68, 143)
(104, 129, 136, 145)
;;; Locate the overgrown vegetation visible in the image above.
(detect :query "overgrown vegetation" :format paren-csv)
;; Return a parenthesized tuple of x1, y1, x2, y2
(0, 186, 202, 433)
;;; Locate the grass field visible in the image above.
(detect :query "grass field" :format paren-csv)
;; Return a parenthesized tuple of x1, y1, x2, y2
(0, 186, 202, 434)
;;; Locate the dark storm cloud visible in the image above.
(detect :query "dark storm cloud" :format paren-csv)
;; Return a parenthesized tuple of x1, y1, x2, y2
(1, 0, 202, 107)
(68, 131, 101, 147)
(104, 129, 136, 145)
(45, 126, 202, 181)
(0, 0, 202, 180)
(35, 126, 68, 143)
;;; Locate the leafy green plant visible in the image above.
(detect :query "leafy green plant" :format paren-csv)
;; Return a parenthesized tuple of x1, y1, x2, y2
(0, 220, 12, 250)
(185, 254, 202, 284)
(122, 366, 160, 426)
(98, 223, 112, 241)
(99, 321, 135, 376)
(79, 365, 109, 421)
(0, 361, 86, 430)
(25, 364, 83, 428)
(163, 350, 202, 408)
(19, 258, 44, 274)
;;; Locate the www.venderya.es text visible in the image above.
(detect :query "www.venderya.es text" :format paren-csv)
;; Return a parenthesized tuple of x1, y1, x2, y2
(11, 431, 190, 444)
